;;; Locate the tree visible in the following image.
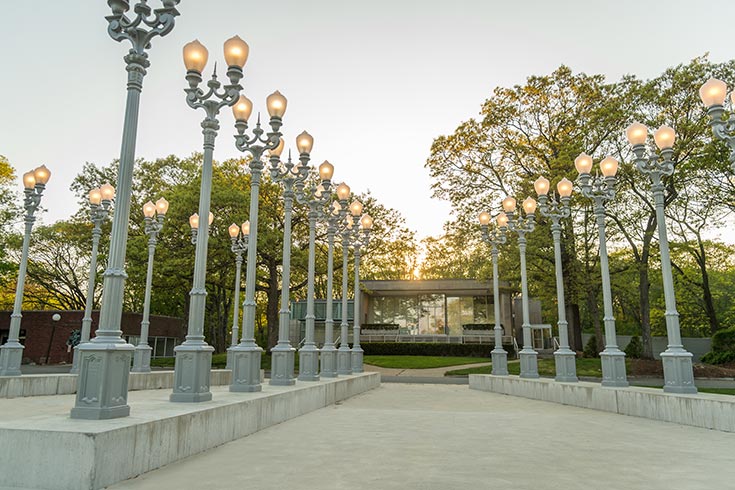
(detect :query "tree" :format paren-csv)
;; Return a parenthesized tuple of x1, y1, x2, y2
(0, 155, 19, 308)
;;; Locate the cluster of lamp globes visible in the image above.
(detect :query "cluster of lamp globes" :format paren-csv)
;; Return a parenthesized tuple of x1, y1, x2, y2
(21, 165, 51, 191)
(142, 198, 169, 219)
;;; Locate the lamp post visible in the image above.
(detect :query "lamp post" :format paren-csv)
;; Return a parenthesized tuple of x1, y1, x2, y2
(626, 123, 697, 394)
(502, 195, 539, 378)
(575, 152, 628, 387)
(0, 165, 51, 376)
(320, 192, 348, 378)
(171, 36, 246, 403)
(337, 203, 355, 375)
(226, 221, 249, 370)
(699, 78, 735, 172)
(229, 88, 286, 394)
(351, 210, 373, 373)
(189, 211, 214, 244)
(72, 0, 179, 420)
(70, 184, 114, 374)
(534, 177, 578, 382)
(295, 162, 334, 381)
(131, 198, 168, 373)
(478, 211, 509, 376)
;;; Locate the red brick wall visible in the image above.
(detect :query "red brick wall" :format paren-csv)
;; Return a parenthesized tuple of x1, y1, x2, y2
(0, 310, 185, 365)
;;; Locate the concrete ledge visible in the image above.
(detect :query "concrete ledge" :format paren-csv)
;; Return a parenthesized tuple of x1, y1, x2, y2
(0, 369, 264, 398)
(0, 372, 379, 490)
(469, 374, 735, 432)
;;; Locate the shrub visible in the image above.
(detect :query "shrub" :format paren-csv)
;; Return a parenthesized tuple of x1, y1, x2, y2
(701, 350, 735, 365)
(361, 324, 399, 331)
(462, 324, 494, 331)
(701, 327, 735, 365)
(583, 335, 599, 358)
(361, 342, 514, 358)
(624, 336, 643, 359)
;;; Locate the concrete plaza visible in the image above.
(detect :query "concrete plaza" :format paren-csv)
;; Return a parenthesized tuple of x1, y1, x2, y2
(111, 383, 734, 490)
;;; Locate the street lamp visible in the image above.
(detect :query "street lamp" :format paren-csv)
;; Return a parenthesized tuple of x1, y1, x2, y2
(269, 138, 312, 386)
(478, 211, 509, 376)
(535, 177, 578, 382)
(699, 78, 735, 172)
(502, 195, 539, 378)
(189, 211, 214, 244)
(626, 123, 697, 394)
(295, 162, 334, 381)
(337, 195, 355, 375)
(226, 220, 249, 370)
(171, 36, 246, 404)
(72, 0, 180, 420)
(70, 184, 115, 374)
(0, 165, 51, 376)
(575, 152, 628, 387)
(320, 197, 346, 377)
(229, 87, 286, 394)
(351, 211, 373, 373)
(131, 198, 168, 372)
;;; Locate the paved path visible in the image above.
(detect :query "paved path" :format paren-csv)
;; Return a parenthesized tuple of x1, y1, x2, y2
(363, 361, 491, 378)
(111, 383, 734, 490)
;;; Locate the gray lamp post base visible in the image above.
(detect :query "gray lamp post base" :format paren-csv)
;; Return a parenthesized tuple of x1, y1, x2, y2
(131, 344, 152, 373)
(170, 343, 214, 402)
(0, 343, 24, 376)
(226, 349, 233, 370)
(69, 345, 82, 374)
(337, 347, 352, 375)
(229, 344, 263, 392)
(320, 344, 338, 378)
(553, 349, 578, 382)
(600, 348, 628, 387)
(70, 342, 134, 420)
(351, 346, 364, 373)
(491, 349, 509, 376)
(519, 349, 539, 378)
(298, 344, 320, 381)
(270, 344, 296, 386)
(661, 349, 697, 394)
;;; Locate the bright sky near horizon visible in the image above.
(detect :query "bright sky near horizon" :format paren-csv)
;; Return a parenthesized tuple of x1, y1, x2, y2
(2, 0, 735, 241)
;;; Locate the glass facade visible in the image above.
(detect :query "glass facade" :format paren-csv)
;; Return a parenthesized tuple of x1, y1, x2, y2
(126, 335, 180, 358)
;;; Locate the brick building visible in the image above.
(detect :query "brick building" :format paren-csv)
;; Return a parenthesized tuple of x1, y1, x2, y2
(0, 310, 185, 365)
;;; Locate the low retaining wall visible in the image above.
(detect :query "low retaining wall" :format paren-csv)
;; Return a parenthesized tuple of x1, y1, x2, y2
(469, 374, 735, 432)
(0, 369, 263, 398)
(0, 372, 380, 490)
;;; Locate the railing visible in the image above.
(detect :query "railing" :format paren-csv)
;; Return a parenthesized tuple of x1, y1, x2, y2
(553, 336, 560, 350)
(512, 337, 519, 359)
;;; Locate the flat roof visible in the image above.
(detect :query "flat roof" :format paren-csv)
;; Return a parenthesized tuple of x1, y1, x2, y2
(361, 279, 513, 296)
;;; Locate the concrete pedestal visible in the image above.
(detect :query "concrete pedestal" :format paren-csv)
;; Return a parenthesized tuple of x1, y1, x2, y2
(131, 344, 152, 373)
(270, 344, 296, 386)
(298, 345, 320, 382)
(519, 349, 539, 378)
(320, 345, 337, 378)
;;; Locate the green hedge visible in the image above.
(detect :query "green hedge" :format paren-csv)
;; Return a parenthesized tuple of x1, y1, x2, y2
(462, 324, 494, 331)
(361, 324, 399, 331)
(701, 327, 735, 365)
(361, 342, 514, 358)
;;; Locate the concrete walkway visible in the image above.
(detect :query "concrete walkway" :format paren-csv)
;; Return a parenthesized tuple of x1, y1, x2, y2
(111, 383, 734, 490)
(363, 361, 491, 378)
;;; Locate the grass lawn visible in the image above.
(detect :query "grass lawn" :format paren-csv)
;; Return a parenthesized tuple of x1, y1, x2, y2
(445, 358, 621, 377)
(363, 355, 489, 369)
(635, 386, 735, 396)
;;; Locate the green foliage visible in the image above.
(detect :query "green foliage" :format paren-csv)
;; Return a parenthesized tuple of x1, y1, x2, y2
(583, 335, 599, 358)
(361, 342, 512, 358)
(363, 355, 485, 369)
(624, 336, 643, 359)
(701, 351, 735, 365)
(701, 327, 735, 364)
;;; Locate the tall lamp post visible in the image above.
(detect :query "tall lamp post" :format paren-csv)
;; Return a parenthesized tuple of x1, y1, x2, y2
(478, 211, 509, 376)
(269, 136, 312, 386)
(351, 210, 373, 373)
(132, 198, 168, 373)
(501, 195, 539, 378)
(72, 0, 179, 420)
(626, 123, 697, 393)
(229, 91, 287, 393)
(70, 184, 115, 374)
(700, 78, 735, 172)
(171, 36, 246, 403)
(296, 162, 334, 381)
(575, 152, 628, 387)
(226, 221, 249, 370)
(0, 165, 51, 376)
(534, 177, 578, 382)
(337, 206, 355, 375)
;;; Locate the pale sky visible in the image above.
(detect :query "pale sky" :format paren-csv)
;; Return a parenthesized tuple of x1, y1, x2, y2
(2, 0, 735, 240)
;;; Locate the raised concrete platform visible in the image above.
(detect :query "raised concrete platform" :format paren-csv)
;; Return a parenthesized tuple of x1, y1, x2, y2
(0, 372, 379, 490)
(470, 374, 735, 432)
(0, 369, 264, 398)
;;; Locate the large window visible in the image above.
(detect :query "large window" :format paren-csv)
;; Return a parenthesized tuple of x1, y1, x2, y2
(418, 294, 444, 334)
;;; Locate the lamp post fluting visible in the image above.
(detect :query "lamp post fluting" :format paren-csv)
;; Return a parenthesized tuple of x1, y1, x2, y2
(70, 184, 114, 374)
(296, 162, 334, 381)
(229, 91, 287, 393)
(226, 221, 249, 370)
(268, 136, 312, 386)
(320, 194, 348, 377)
(627, 123, 697, 394)
(132, 198, 169, 372)
(502, 196, 539, 378)
(0, 166, 51, 376)
(535, 177, 578, 382)
(700, 78, 735, 172)
(478, 211, 509, 376)
(337, 210, 354, 375)
(575, 152, 628, 387)
(72, 0, 179, 420)
(351, 211, 373, 373)
(171, 37, 246, 403)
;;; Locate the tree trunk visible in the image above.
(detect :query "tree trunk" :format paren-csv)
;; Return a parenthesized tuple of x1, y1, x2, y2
(586, 288, 603, 354)
(638, 261, 653, 359)
(266, 260, 280, 349)
(696, 241, 720, 335)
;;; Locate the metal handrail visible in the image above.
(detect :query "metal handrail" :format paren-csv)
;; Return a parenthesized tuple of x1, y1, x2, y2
(512, 336, 519, 359)
(553, 336, 560, 349)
